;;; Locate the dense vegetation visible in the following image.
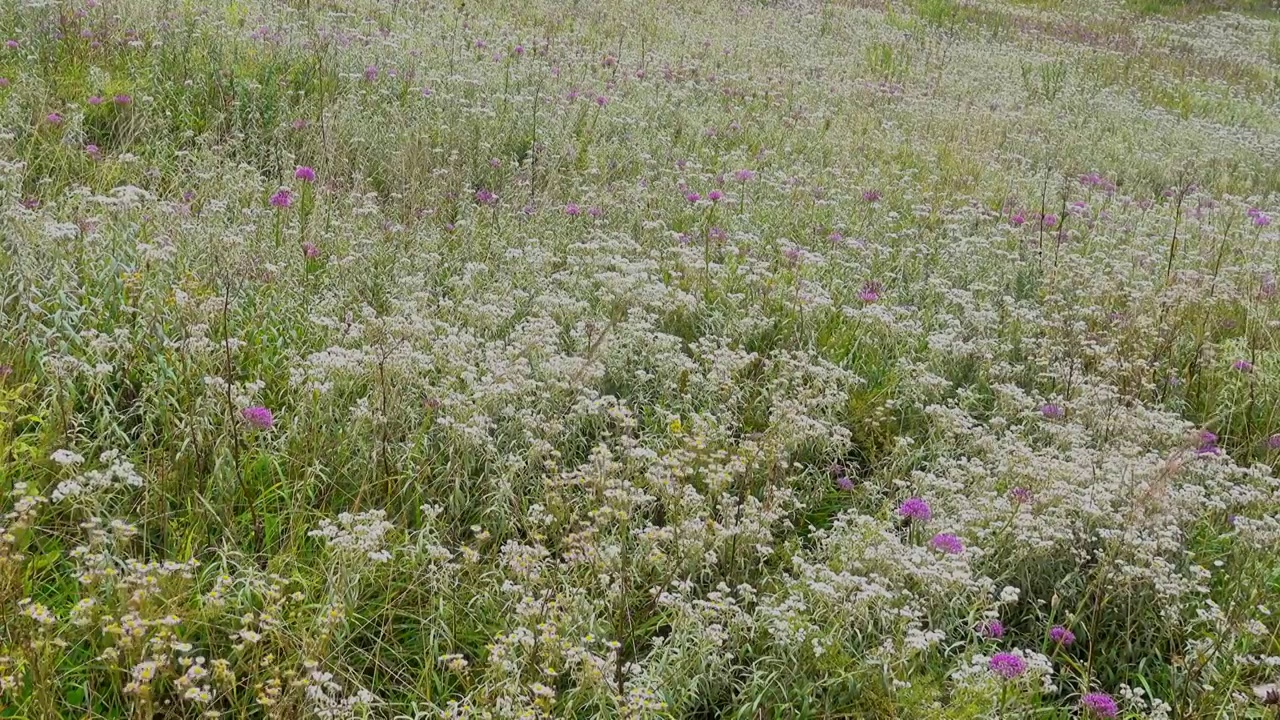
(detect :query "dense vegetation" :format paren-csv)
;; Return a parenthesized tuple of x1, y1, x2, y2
(2, 0, 1280, 717)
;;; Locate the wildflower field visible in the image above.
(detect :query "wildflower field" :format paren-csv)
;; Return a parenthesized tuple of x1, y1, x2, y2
(3, 0, 1280, 716)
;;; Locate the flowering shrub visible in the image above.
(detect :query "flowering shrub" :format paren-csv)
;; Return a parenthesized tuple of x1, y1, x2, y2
(0, 0, 1278, 717)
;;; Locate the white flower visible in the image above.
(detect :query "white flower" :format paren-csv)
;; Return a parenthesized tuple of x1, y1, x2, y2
(50, 449, 85, 467)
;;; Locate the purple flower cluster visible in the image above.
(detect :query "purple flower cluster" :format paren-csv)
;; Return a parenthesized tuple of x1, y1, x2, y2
(241, 406, 274, 430)
(1196, 430, 1221, 456)
(929, 533, 963, 555)
(897, 497, 932, 522)
(988, 652, 1026, 679)
(978, 619, 1004, 639)
(1049, 625, 1075, 646)
(1080, 692, 1119, 718)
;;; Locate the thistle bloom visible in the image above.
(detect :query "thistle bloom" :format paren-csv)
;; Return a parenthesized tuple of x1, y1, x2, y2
(294, 166, 316, 183)
(301, 242, 319, 259)
(930, 533, 963, 555)
(1232, 359, 1254, 372)
(113, 94, 132, 106)
(708, 189, 723, 202)
(1197, 430, 1221, 456)
(858, 281, 883, 303)
(1040, 403, 1064, 419)
(978, 619, 1004, 639)
(88, 95, 104, 105)
(241, 406, 274, 430)
(1048, 625, 1075, 646)
(1267, 434, 1280, 450)
(862, 189, 881, 202)
(735, 169, 756, 182)
(835, 475, 854, 491)
(897, 497, 932, 522)
(1080, 692, 1119, 718)
(564, 203, 581, 216)
(46, 112, 63, 125)
(475, 188, 497, 205)
(988, 652, 1026, 679)
(270, 189, 293, 208)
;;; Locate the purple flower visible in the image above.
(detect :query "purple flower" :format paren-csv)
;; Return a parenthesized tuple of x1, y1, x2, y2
(85, 144, 101, 158)
(475, 188, 497, 205)
(685, 192, 701, 204)
(862, 189, 881, 203)
(1011, 486, 1033, 505)
(88, 95, 103, 105)
(1049, 625, 1075, 646)
(897, 497, 932, 522)
(241, 406, 274, 430)
(564, 203, 581, 216)
(734, 169, 756, 183)
(1080, 692, 1119, 718)
(301, 242, 319, 259)
(835, 475, 854, 491)
(294, 166, 316, 183)
(1011, 211, 1026, 226)
(595, 95, 609, 107)
(0, 364, 12, 382)
(1254, 212, 1272, 228)
(858, 280, 883, 303)
(978, 619, 1005, 639)
(1267, 434, 1280, 450)
(113, 94, 132, 106)
(988, 652, 1026, 679)
(1197, 430, 1221, 456)
(5, 40, 18, 49)
(1041, 213, 1059, 228)
(1233, 359, 1254, 373)
(930, 533, 964, 555)
(588, 206, 603, 218)
(1040, 403, 1064, 419)
(46, 112, 63, 125)
(1260, 273, 1277, 300)
(269, 189, 293, 208)
(363, 65, 378, 82)
(708, 189, 723, 202)
(0, 78, 9, 88)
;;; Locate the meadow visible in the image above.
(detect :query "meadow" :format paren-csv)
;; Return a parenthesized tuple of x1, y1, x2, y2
(2, 0, 1280, 717)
